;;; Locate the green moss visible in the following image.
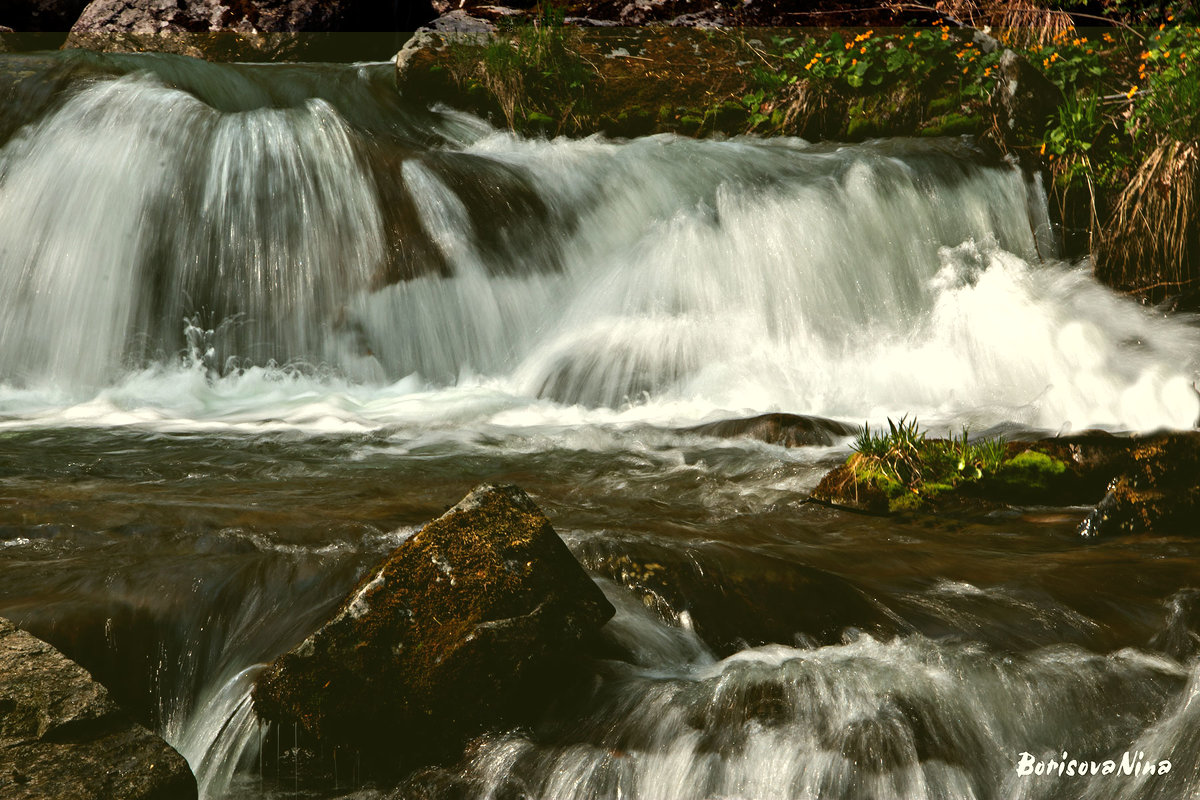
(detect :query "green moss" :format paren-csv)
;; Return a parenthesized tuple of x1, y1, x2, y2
(921, 113, 980, 137)
(995, 449, 1068, 492)
(887, 491, 926, 513)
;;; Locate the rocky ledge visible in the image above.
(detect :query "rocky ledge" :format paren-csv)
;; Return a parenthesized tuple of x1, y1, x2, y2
(0, 617, 197, 800)
(253, 483, 615, 772)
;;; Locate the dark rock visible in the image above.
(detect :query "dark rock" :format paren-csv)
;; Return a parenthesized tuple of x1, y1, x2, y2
(680, 412, 856, 448)
(991, 48, 1064, 144)
(577, 537, 903, 656)
(0, 617, 197, 800)
(253, 484, 615, 769)
(1075, 433, 1200, 537)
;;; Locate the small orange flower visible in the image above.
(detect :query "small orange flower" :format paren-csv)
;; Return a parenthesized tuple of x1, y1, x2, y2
(1127, 85, 1139, 98)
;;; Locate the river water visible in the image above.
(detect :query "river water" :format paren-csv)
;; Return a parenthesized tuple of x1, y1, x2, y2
(2, 50, 1200, 800)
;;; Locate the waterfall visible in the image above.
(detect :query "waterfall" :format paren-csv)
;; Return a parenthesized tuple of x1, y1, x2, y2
(1, 55, 1195, 431)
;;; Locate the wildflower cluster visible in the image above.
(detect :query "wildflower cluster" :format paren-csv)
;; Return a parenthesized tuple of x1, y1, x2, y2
(1128, 25, 1200, 144)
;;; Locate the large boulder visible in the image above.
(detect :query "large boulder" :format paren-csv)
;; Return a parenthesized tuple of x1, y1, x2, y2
(253, 484, 615, 768)
(0, 618, 197, 800)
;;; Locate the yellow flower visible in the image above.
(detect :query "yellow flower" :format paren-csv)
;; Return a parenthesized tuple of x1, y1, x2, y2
(941, 32, 950, 40)
(1040, 142, 1046, 154)
(1127, 85, 1139, 98)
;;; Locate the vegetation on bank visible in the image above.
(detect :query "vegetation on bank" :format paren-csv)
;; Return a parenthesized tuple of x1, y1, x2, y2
(398, 3, 1200, 299)
(818, 417, 1070, 513)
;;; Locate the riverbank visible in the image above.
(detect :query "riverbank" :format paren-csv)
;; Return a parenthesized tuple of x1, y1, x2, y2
(395, 10, 1200, 303)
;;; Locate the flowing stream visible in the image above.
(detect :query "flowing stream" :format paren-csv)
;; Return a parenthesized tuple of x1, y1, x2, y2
(2, 49, 1200, 800)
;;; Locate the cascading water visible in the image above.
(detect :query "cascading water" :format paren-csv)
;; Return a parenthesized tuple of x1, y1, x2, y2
(2, 49, 1200, 800)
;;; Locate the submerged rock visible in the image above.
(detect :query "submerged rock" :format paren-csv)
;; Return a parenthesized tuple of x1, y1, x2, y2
(577, 537, 903, 656)
(680, 412, 856, 448)
(253, 484, 615, 768)
(0, 617, 197, 800)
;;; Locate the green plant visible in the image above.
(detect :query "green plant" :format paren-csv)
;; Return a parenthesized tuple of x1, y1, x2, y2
(477, 2, 595, 133)
(849, 418, 1013, 511)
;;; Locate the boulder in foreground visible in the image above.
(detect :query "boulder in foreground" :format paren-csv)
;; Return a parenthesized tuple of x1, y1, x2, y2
(0, 617, 197, 800)
(253, 484, 615, 767)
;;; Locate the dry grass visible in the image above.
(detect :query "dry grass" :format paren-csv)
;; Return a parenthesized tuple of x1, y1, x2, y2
(1097, 140, 1200, 296)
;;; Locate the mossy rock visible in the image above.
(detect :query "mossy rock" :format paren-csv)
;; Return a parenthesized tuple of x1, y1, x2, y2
(920, 112, 982, 137)
(253, 484, 614, 771)
(813, 430, 1200, 537)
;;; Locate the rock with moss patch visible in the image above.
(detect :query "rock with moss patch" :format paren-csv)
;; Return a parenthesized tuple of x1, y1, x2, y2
(0, 617, 197, 800)
(253, 483, 615, 770)
(813, 429, 1200, 537)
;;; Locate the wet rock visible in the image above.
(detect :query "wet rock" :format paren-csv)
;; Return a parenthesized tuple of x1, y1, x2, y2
(680, 412, 856, 448)
(253, 484, 615, 769)
(1076, 433, 1200, 537)
(577, 537, 903, 656)
(0, 617, 197, 800)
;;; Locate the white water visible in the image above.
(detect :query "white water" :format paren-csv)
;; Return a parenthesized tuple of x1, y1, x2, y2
(0, 71, 1196, 434)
